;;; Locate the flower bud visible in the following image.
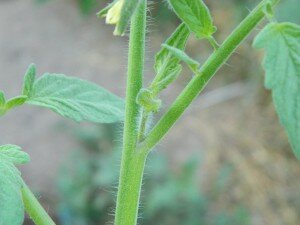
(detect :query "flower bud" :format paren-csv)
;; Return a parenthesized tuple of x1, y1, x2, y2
(105, 0, 124, 25)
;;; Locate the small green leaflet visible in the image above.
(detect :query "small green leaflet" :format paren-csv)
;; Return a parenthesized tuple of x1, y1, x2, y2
(0, 92, 4, 106)
(0, 64, 35, 117)
(22, 64, 36, 96)
(162, 44, 200, 73)
(5, 96, 28, 111)
(0, 65, 34, 117)
(26, 73, 125, 123)
(0, 92, 5, 116)
(168, 0, 216, 39)
(0, 145, 30, 225)
(152, 23, 190, 87)
(0, 92, 27, 117)
(253, 22, 300, 159)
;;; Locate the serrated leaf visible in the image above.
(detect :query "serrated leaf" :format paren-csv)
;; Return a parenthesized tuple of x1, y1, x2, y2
(5, 95, 28, 111)
(26, 73, 125, 123)
(0, 145, 29, 225)
(253, 22, 300, 159)
(168, 0, 216, 39)
(0, 145, 30, 164)
(162, 44, 200, 73)
(153, 23, 190, 85)
(22, 64, 36, 96)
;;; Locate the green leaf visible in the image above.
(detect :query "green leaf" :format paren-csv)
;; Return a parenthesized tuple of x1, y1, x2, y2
(26, 73, 125, 123)
(0, 145, 30, 164)
(0, 91, 5, 106)
(0, 92, 6, 116)
(1, 64, 35, 117)
(0, 144, 29, 225)
(152, 23, 190, 85)
(0, 94, 27, 117)
(0, 91, 5, 115)
(0, 160, 24, 225)
(5, 96, 28, 111)
(22, 64, 36, 96)
(168, 0, 216, 39)
(162, 44, 200, 73)
(253, 22, 300, 159)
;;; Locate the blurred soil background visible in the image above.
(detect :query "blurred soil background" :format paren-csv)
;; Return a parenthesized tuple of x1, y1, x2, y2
(0, 0, 299, 224)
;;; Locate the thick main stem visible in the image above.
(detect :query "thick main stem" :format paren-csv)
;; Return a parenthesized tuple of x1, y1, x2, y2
(139, 0, 280, 153)
(114, 0, 147, 225)
(22, 183, 56, 225)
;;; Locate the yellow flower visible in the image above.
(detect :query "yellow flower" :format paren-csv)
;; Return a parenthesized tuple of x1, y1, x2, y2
(105, 0, 124, 25)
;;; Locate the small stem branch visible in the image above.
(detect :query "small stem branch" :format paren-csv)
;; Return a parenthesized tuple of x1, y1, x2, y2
(21, 183, 56, 225)
(138, 109, 149, 142)
(115, 1, 147, 225)
(139, 0, 280, 153)
(207, 36, 220, 50)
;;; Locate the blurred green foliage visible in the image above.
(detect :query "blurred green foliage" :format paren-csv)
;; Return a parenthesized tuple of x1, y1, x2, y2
(78, 0, 98, 15)
(35, 0, 98, 15)
(227, 0, 300, 24)
(276, 0, 300, 24)
(57, 124, 250, 225)
(34, 0, 175, 20)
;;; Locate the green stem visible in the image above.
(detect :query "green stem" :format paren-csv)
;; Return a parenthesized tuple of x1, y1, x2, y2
(21, 183, 56, 225)
(114, 0, 147, 225)
(139, 0, 280, 153)
(207, 36, 220, 50)
(138, 109, 149, 142)
(115, 151, 148, 225)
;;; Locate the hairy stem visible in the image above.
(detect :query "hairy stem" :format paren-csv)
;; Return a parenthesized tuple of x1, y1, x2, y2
(22, 183, 56, 225)
(139, 0, 280, 153)
(114, 0, 147, 225)
(138, 109, 149, 142)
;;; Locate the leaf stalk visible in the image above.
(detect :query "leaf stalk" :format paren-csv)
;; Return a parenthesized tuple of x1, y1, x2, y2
(139, 0, 280, 154)
(22, 183, 56, 225)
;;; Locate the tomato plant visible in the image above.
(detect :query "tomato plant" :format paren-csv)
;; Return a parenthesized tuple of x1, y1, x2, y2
(0, 0, 299, 224)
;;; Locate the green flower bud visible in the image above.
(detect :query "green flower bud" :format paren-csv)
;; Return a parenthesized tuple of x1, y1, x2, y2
(105, 0, 124, 25)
